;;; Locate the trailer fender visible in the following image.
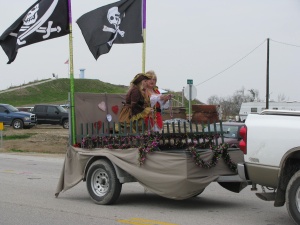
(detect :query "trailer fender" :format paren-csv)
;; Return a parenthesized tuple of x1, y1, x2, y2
(83, 156, 136, 183)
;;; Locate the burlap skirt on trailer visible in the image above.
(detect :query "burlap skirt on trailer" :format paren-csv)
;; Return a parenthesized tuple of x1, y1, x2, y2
(55, 146, 246, 200)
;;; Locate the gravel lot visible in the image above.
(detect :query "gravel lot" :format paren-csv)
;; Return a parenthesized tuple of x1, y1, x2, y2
(0, 125, 69, 154)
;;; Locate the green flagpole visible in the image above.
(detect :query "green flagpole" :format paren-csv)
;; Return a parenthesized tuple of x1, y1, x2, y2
(142, 0, 146, 73)
(68, 0, 76, 145)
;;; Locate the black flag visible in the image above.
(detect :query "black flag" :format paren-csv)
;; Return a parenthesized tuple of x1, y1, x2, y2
(0, 0, 70, 64)
(77, 0, 143, 60)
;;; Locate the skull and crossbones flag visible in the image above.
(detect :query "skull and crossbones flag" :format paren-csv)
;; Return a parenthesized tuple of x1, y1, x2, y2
(0, 0, 70, 64)
(77, 0, 143, 60)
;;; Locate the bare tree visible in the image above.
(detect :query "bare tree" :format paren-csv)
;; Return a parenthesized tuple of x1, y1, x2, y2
(207, 95, 221, 105)
(248, 89, 255, 101)
(207, 87, 260, 120)
(254, 89, 260, 101)
(277, 93, 286, 102)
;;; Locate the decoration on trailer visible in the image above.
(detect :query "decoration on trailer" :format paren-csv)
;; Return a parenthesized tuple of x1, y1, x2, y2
(77, 132, 237, 172)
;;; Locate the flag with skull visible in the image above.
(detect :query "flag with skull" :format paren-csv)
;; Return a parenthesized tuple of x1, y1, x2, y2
(77, 0, 143, 60)
(0, 0, 70, 64)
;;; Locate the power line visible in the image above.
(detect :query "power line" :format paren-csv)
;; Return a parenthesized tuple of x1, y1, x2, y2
(270, 39, 300, 48)
(194, 38, 300, 87)
(195, 39, 267, 87)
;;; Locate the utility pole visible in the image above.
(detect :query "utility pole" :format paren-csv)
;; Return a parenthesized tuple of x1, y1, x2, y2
(266, 38, 270, 109)
(182, 87, 184, 107)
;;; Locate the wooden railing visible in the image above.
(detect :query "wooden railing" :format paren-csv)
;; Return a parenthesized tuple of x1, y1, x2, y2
(76, 120, 225, 150)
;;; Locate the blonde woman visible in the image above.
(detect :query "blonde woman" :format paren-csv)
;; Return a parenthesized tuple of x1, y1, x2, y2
(145, 70, 172, 132)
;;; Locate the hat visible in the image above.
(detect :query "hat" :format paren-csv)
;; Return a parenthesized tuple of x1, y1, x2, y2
(131, 73, 151, 85)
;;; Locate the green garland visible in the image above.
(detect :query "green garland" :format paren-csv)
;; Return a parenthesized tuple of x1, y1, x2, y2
(77, 133, 238, 171)
(138, 135, 160, 165)
(188, 143, 237, 172)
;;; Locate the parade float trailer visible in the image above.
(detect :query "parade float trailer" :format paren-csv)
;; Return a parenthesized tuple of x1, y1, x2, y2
(55, 93, 247, 205)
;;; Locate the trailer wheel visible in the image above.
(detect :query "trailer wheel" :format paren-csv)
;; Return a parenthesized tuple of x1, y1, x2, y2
(286, 171, 300, 224)
(86, 159, 122, 205)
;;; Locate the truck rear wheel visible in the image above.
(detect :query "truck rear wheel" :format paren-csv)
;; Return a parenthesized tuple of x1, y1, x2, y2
(286, 170, 300, 224)
(12, 119, 23, 129)
(86, 159, 122, 205)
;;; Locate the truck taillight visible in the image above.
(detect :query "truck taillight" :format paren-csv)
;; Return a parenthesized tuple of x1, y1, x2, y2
(239, 125, 247, 154)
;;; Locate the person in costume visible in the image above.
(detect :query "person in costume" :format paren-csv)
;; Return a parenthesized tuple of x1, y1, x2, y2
(118, 73, 152, 130)
(145, 70, 172, 132)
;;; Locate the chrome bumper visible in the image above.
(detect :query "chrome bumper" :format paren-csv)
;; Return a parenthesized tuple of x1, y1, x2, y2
(237, 163, 249, 181)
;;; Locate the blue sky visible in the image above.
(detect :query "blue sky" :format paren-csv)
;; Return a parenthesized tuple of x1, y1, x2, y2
(0, 0, 300, 103)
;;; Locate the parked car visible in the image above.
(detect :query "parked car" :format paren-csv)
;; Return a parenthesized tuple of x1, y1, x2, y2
(203, 122, 244, 148)
(60, 104, 70, 111)
(164, 118, 188, 124)
(32, 104, 69, 129)
(0, 103, 36, 129)
(16, 106, 33, 112)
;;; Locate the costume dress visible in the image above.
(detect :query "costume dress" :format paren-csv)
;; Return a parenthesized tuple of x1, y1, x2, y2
(148, 87, 169, 132)
(119, 86, 151, 127)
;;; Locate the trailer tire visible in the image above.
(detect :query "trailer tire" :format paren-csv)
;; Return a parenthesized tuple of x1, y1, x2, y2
(286, 170, 300, 224)
(86, 159, 122, 205)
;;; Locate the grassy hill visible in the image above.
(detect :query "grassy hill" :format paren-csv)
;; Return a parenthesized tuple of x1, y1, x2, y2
(0, 78, 201, 109)
(0, 78, 128, 106)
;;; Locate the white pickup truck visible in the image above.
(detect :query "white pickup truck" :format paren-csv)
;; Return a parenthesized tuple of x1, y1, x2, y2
(237, 110, 300, 224)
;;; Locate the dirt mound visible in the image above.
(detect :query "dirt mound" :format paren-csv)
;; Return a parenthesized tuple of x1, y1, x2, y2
(0, 125, 69, 154)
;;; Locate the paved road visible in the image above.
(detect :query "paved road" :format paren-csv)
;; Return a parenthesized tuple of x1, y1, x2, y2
(0, 153, 295, 225)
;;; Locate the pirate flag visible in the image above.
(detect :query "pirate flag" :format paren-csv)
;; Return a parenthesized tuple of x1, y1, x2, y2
(0, 0, 70, 64)
(77, 0, 143, 60)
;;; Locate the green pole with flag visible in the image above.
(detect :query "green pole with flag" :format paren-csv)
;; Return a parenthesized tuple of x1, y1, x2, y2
(142, 0, 146, 73)
(68, 0, 76, 145)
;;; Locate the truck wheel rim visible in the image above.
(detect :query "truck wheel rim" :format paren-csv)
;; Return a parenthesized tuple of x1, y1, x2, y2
(91, 169, 109, 197)
(296, 186, 300, 212)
